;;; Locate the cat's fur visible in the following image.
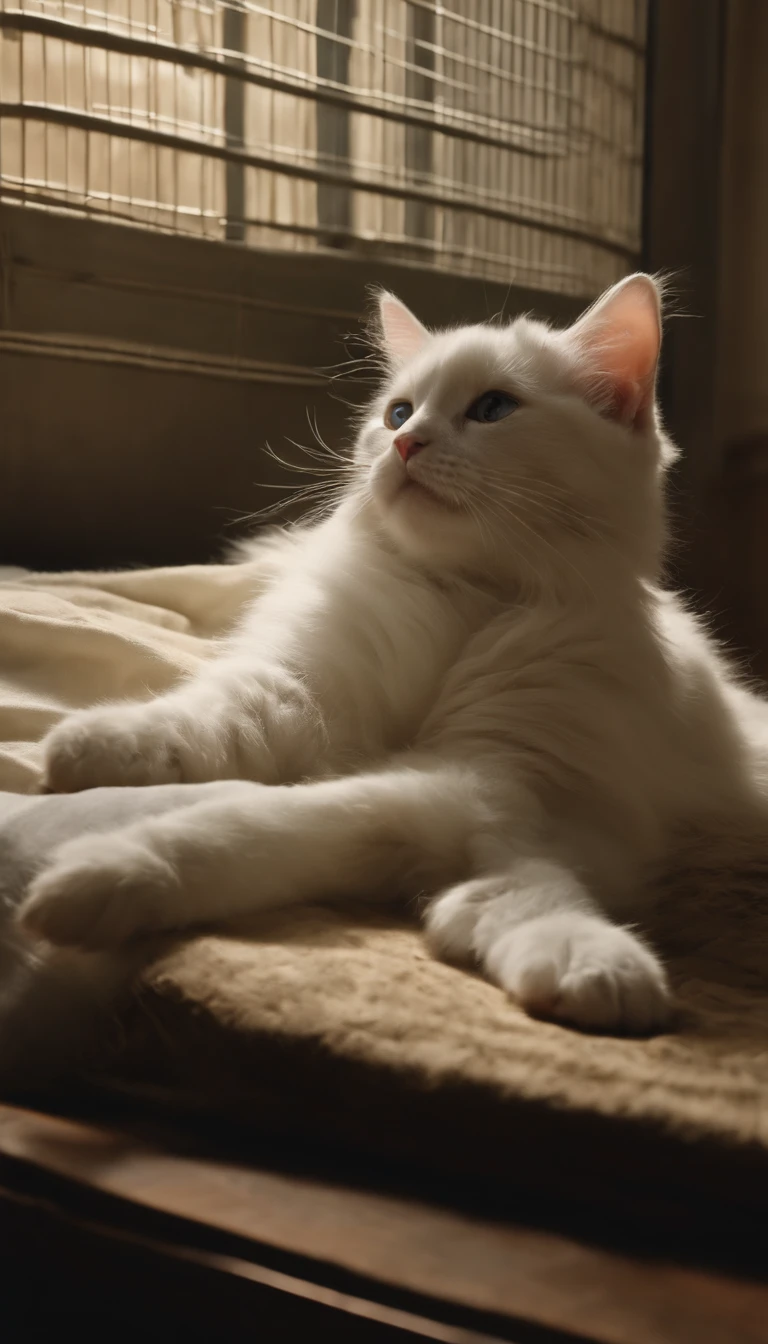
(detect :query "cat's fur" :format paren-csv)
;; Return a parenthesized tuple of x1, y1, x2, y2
(16, 274, 768, 1038)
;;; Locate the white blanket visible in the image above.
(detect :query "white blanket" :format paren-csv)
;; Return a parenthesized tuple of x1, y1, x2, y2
(0, 561, 265, 792)
(0, 559, 270, 1086)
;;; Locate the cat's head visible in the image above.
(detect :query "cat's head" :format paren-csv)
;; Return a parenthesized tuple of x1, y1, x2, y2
(353, 274, 674, 589)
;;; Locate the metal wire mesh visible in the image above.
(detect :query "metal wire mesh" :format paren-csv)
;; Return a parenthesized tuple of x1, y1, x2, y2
(0, 1, 648, 296)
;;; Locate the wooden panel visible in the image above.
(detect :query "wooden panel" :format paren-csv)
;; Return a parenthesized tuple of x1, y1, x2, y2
(0, 206, 583, 568)
(1, 1104, 767, 1344)
(0, 344, 344, 569)
(1, 1184, 470, 1343)
(717, 435, 768, 684)
(0, 206, 583, 361)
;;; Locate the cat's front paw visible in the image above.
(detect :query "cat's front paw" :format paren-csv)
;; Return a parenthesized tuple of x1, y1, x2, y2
(43, 704, 195, 791)
(490, 913, 670, 1035)
(17, 833, 180, 948)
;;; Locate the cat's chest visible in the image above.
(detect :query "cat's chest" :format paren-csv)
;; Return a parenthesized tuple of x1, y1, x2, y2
(305, 575, 474, 753)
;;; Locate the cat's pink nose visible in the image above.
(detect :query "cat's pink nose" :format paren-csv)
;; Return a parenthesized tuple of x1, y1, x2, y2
(394, 432, 427, 463)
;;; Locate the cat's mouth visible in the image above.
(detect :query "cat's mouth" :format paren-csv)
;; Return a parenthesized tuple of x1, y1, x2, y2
(398, 474, 462, 512)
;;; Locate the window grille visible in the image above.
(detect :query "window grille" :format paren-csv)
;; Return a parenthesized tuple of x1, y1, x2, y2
(0, 1, 648, 296)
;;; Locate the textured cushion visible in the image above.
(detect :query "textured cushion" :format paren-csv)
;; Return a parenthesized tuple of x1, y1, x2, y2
(99, 870, 768, 1220)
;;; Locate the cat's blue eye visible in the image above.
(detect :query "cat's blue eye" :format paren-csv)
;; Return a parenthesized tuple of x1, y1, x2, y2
(385, 401, 413, 430)
(466, 390, 519, 423)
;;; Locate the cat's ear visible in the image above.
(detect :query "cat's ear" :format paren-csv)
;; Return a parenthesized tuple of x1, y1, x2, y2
(569, 274, 662, 430)
(376, 292, 430, 364)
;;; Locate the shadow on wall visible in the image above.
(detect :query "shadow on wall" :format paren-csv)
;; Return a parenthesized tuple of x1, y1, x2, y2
(716, 0, 768, 685)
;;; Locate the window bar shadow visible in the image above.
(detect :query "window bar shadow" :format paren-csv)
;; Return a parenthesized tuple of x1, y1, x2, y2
(316, 0, 356, 249)
(223, 1, 246, 243)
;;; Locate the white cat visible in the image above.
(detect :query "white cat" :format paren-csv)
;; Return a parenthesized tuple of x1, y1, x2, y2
(17, 274, 768, 1036)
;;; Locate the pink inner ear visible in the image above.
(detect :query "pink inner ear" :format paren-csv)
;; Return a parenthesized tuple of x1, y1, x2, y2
(573, 276, 661, 429)
(378, 293, 429, 362)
